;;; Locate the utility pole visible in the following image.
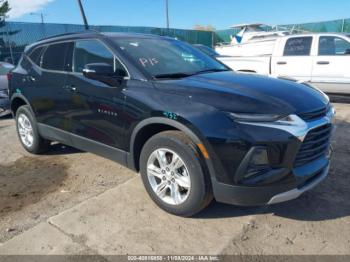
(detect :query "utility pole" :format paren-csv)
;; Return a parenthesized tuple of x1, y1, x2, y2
(165, 0, 170, 29)
(77, 0, 89, 30)
(30, 12, 45, 24)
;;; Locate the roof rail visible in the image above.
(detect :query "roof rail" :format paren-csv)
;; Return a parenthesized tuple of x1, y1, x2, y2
(38, 29, 101, 42)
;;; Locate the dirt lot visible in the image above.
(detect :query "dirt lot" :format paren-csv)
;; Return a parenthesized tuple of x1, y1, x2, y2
(0, 103, 350, 256)
(0, 116, 135, 243)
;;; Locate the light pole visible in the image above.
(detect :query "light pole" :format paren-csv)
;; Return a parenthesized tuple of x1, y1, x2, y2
(165, 0, 170, 29)
(30, 12, 45, 24)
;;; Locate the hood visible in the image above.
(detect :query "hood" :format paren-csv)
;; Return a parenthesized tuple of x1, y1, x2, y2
(154, 72, 329, 115)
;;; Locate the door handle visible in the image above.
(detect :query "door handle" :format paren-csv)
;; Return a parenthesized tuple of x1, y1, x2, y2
(317, 61, 330, 65)
(63, 85, 77, 92)
(277, 61, 287, 65)
(27, 76, 36, 82)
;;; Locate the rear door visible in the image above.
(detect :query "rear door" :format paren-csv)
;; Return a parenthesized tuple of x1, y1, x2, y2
(28, 42, 73, 130)
(63, 39, 129, 150)
(272, 36, 314, 82)
(311, 35, 350, 93)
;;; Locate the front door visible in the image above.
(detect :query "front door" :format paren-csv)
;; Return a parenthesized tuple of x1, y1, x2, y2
(63, 39, 129, 151)
(272, 36, 314, 82)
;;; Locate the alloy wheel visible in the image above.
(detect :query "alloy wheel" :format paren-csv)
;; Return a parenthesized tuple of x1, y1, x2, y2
(147, 148, 191, 205)
(17, 114, 34, 148)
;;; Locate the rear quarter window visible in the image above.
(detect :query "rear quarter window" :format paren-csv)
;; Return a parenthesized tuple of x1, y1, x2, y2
(283, 37, 313, 56)
(28, 46, 45, 65)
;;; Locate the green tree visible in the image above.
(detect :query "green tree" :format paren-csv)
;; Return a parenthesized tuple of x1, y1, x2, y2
(193, 24, 216, 32)
(0, 0, 10, 19)
(0, 0, 15, 63)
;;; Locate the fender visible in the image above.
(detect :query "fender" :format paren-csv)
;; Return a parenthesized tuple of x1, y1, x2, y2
(127, 117, 217, 180)
(10, 93, 35, 117)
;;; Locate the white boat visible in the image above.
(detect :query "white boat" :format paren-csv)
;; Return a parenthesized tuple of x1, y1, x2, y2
(215, 23, 290, 57)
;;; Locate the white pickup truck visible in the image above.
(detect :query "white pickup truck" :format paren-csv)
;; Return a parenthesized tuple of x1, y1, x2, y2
(217, 33, 350, 94)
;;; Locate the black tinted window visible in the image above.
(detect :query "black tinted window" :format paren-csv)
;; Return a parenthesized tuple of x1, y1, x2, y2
(283, 37, 312, 56)
(319, 36, 350, 55)
(29, 46, 44, 65)
(74, 40, 114, 73)
(42, 43, 70, 71)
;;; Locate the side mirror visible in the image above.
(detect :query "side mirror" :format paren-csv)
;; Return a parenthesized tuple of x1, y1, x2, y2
(82, 63, 127, 86)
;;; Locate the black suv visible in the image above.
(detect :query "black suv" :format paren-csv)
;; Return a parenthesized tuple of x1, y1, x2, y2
(9, 32, 335, 216)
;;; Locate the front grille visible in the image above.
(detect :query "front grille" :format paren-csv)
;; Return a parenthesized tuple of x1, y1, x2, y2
(294, 124, 332, 167)
(298, 106, 328, 121)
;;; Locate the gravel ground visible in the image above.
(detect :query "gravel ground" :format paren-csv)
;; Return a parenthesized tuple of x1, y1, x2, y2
(0, 103, 349, 255)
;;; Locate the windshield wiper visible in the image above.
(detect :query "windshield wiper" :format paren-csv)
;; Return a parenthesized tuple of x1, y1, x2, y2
(154, 73, 194, 79)
(194, 68, 230, 75)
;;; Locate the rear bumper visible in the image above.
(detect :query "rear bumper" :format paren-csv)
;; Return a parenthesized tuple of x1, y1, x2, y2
(0, 96, 10, 108)
(0, 97, 10, 116)
(212, 157, 330, 206)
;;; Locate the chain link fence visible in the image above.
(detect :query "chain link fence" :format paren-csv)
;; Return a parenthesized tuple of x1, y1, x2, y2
(0, 21, 214, 64)
(1, 18, 350, 64)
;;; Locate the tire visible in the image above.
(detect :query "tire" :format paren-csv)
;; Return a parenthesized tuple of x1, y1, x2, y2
(15, 105, 50, 154)
(140, 130, 213, 217)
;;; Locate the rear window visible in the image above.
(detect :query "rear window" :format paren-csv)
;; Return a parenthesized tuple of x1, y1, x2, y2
(42, 43, 71, 71)
(28, 46, 44, 65)
(283, 37, 312, 56)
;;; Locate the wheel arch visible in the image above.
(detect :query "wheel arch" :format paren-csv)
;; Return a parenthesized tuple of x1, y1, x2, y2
(128, 117, 214, 176)
(10, 94, 33, 117)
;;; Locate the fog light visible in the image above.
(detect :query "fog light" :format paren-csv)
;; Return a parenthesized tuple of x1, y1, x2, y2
(235, 147, 271, 183)
(250, 147, 269, 166)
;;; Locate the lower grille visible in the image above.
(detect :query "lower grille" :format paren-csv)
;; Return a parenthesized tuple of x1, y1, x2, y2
(294, 124, 332, 167)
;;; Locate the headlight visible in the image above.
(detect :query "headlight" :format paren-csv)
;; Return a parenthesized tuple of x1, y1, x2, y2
(227, 112, 290, 122)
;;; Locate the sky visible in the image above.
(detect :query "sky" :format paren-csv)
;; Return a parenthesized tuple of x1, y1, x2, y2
(6, 0, 350, 30)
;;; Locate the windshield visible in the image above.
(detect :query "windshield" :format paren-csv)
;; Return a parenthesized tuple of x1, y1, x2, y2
(194, 45, 220, 57)
(112, 37, 228, 79)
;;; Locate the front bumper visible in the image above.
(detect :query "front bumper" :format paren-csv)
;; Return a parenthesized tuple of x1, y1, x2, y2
(212, 158, 330, 206)
(210, 106, 335, 206)
(268, 164, 329, 204)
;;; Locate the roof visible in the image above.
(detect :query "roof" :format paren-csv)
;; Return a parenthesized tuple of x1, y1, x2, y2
(283, 32, 350, 37)
(25, 30, 172, 52)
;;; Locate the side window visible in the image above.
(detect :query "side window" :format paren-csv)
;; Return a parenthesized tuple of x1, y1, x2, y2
(74, 40, 113, 73)
(28, 46, 44, 65)
(283, 37, 312, 56)
(42, 43, 71, 71)
(319, 36, 350, 56)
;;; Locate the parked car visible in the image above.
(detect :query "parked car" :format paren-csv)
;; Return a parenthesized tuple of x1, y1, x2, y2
(0, 62, 14, 117)
(217, 33, 350, 94)
(9, 32, 334, 216)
